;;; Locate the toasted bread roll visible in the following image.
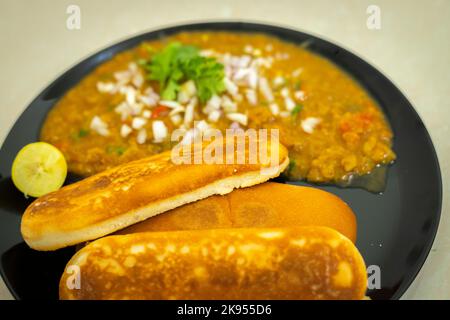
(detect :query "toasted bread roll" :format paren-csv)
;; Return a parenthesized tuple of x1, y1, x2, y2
(22, 139, 289, 251)
(117, 183, 357, 242)
(59, 226, 367, 300)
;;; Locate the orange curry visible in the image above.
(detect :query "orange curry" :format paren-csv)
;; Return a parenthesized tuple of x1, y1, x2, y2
(41, 32, 396, 186)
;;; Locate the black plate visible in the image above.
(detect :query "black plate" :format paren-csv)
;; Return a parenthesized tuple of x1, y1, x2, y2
(0, 22, 442, 300)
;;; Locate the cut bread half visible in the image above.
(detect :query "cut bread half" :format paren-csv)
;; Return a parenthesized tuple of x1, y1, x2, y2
(21, 138, 289, 251)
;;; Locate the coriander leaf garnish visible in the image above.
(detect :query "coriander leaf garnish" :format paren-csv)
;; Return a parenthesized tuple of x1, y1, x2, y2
(106, 145, 127, 156)
(291, 104, 303, 116)
(71, 128, 89, 141)
(182, 56, 226, 102)
(287, 159, 297, 175)
(78, 128, 89, 137)
(142, 42, 225, 103)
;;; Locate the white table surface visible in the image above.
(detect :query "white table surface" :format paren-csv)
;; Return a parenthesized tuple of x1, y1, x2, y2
(0, 0, 449, 299)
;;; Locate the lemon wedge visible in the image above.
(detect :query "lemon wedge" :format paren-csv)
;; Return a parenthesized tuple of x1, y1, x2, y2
(12, 142, 67, 197)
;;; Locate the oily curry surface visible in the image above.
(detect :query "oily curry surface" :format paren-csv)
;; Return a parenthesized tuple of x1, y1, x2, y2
(41, 32, 395, 187)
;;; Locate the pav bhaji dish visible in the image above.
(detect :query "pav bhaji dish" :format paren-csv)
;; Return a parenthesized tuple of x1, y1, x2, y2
(41, 32, 395, 187)
(11, 30, 398, 300)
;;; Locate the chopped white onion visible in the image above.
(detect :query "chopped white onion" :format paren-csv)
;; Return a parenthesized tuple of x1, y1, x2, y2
(90, 116, 109, 136)
(245, 89, 258, 106)
(294, 90, 306, 101)
(152, 120, 168, 143)
(233, 68, 250, 82)
(120, 124, 132, 138)
(206, 95, 222, 110)
(169, 106, 186, 116)
(280, 87, 290, 98)
(159, 100, 183, 109)
(244, 45, 253, 54)
(177, 80, 197, 104)
(114, 70, 131, 83)
(184, 97, 197, 125)
(132, 72, 144, 88)
(97, 82, 116, 93)
(285, 97, 296, 111)
(292, 68, 303, 77)
(125, 87, 137, 105)
(136, 128, 147, 144)
(129, 102, 143, 116)
(224, 77, 239, 96)
(226, 113, 248, 126)
(139, 87, 159, 107)
(247, 69, 258, 89)
(196, 120, 210, 132)
(131, 117, 147, 130)
(238, 55, 251, 68)
(128, 62, 138, 73)
(301, 117, 322, 134)
(234, 94, 243, 102)
(253, 57, 272, 68)
(269, 103, 280, 116)
(273, 76, 285, 87)
(142, 110, 152, 119)
(259, 77, 273, 102)
(115, 102, 130, 121)
(208, 110, 221, 122)
(221, 95, 238, 113)
(170, 114, 182, 125)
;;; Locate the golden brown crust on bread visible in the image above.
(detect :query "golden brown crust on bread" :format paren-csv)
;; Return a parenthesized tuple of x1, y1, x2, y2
(59, 226, 367, 300)
(117, 183, 357, 242)
(117, 193, 233, 234)
(21, 140, 289, 251)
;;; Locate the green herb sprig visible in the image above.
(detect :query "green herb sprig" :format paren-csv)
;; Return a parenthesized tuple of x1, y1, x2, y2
(141, 42, 225, 103)
(106, 145, 127, 156)
(291, 104, 303, 116)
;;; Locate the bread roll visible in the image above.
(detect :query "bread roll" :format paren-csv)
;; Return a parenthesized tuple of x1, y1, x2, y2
(21, 138, 289, 251)
(117, 183, 357, 243)
(59, 226, 367, 300)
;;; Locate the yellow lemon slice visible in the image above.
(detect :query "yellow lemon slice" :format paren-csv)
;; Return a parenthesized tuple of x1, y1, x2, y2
(12, 142, 67, 197)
